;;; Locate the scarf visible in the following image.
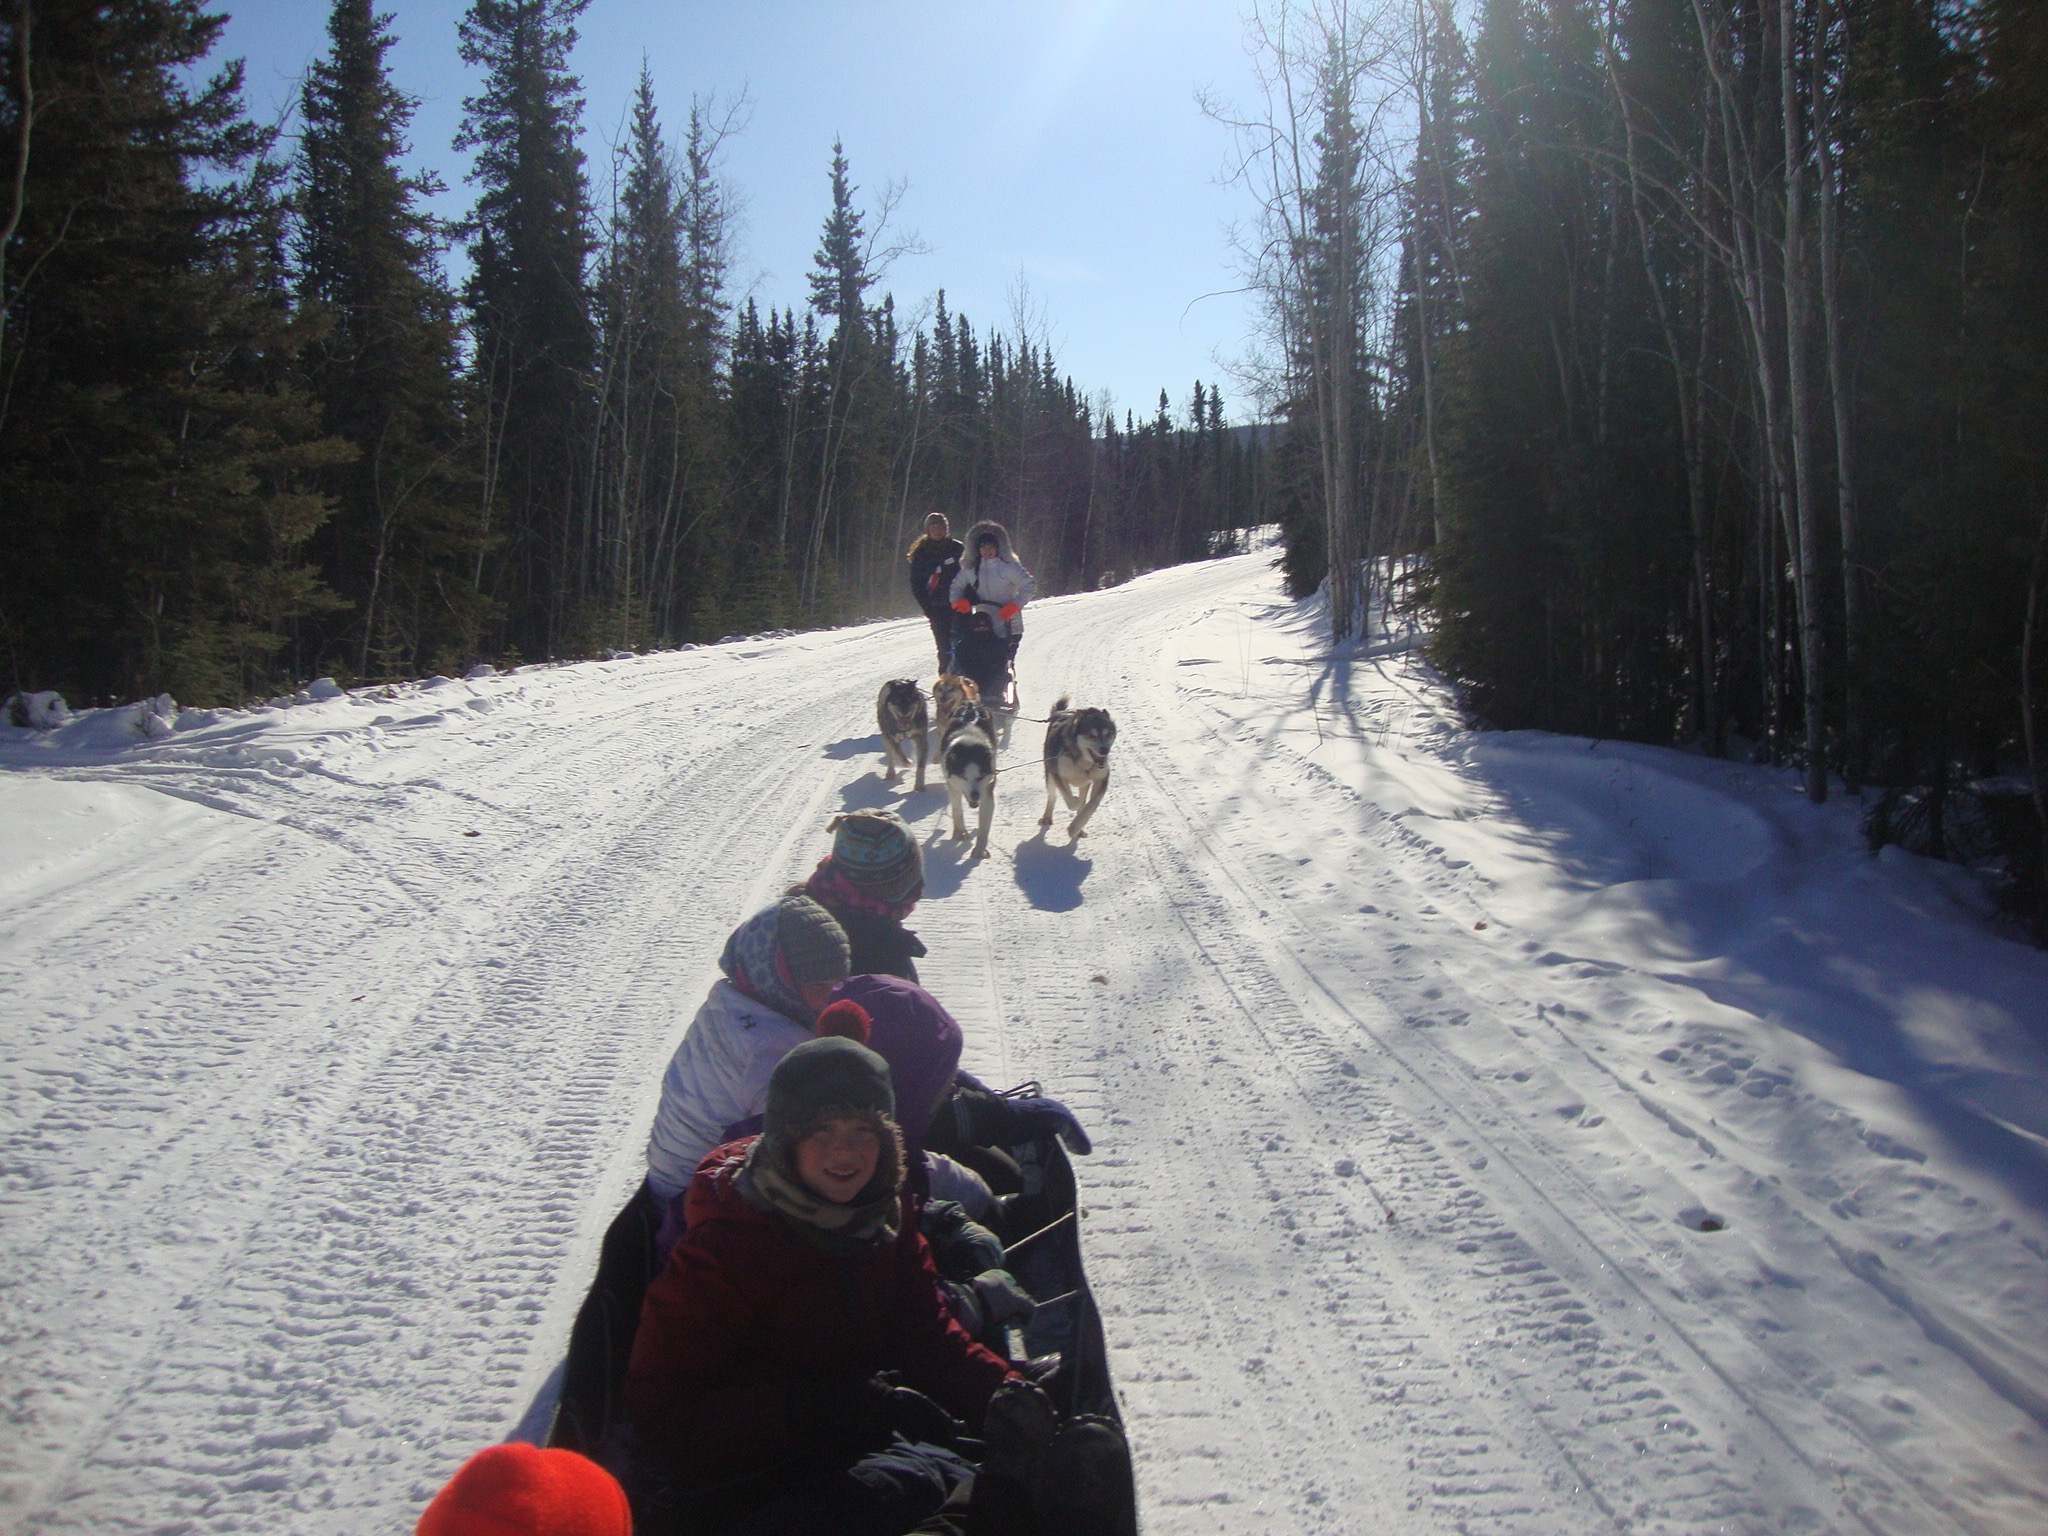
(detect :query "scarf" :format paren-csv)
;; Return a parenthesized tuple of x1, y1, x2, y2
(736, 1124, 904, 1257)
(805, 859, 922, 923)
(718, 905, 809, 1023)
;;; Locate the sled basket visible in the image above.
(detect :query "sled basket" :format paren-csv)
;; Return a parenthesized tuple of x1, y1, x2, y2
(535, 1128, 1124, 1460)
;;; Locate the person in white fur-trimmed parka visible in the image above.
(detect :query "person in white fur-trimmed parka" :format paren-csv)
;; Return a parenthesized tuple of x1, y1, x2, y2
(948, 520, 1036, 646)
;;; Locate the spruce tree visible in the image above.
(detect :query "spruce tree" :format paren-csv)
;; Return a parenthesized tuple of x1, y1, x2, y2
(0, 0, 348, 704)
(296, 0, 482, 678)
(455, 0, 595, 656)
(798, 140, 875, 608)
(594, 67, 681, 622)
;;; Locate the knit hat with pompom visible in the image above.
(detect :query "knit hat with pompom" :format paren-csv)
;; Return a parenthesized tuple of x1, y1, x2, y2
(814, 998, 872, 1044)
(415, 1443, 630, 1536)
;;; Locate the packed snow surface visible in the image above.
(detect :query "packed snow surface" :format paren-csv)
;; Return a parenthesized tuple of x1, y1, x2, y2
(4, 552, 2046, 1533)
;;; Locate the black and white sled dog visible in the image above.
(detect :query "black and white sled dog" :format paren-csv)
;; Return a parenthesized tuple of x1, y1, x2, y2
(876, 678, 930, 790)
(942, 700, 999, 858)
(1039, 695, 1117, 839)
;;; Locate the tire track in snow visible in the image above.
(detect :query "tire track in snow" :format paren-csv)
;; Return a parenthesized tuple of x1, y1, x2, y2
(967, 558, 1959, 1535)
(959, 563, 1580, 1532)
(1106, 564, 1987, 1534)
(1143, 583, 2019, 1533)
(8, 621, 950, 1531)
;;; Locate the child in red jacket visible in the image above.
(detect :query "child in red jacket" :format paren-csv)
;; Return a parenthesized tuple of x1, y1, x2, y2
(625, 1036, 1017, 1534)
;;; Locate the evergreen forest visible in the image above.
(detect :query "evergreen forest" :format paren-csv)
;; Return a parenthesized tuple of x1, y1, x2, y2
(6, 0, 2046, 925)
(0, 0, 1266, 706)
(1231, 0, 2046, 925)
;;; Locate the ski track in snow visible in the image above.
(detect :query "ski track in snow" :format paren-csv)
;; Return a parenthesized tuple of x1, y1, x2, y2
(4, 553, 2046, 1532)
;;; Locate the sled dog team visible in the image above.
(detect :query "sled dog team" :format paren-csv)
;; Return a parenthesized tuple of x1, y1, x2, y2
(418, 541, 1136, 1532)
(886, 512, 1120, 860)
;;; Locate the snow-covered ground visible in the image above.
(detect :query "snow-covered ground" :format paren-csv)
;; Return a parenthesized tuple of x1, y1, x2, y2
(4, 551, 2045, 1534)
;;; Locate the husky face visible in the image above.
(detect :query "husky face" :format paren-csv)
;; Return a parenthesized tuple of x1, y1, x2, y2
(1040, 697, 1117, 841)
(943, 708, 998, 857)
(876, 678, 931, 789)
(1068, 707, 1116, 762)
(881, 678, 924, 722)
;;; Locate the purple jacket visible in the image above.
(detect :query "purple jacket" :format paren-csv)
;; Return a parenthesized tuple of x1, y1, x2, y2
(829, 974, 964, 1150)
(708, 975, 962, 1153)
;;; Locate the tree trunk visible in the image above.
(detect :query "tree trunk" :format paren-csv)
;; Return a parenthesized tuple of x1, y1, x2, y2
(1411, 0, 1444, 546)
(1813, 0, 1859, 788)
(2023, 498, 2048, 853)
(1780, 0, 1827, 802)
(0, 0, 32, 372)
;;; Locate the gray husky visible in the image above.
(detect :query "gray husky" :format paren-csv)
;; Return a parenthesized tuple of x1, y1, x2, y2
(876, 678, 930, 790)
(942, 700, 999, 857)
(1039, 695, 1116, 839)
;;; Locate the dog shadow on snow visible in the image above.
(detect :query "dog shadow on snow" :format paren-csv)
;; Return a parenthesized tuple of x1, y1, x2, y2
(822, 733, 884, 761)
(1012, 832, 1091, 912)
(839, 764, 945, 813)
(915, 830, 978, 900)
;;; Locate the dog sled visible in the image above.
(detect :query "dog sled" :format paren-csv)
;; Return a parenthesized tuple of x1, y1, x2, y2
(539, 1087, 1132, 1531)
(954, 603, 1022, 747)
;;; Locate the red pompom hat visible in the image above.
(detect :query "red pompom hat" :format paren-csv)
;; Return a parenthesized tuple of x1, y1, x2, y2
(416, 1443, 631, 1536)
(814, 998, 873, 1044)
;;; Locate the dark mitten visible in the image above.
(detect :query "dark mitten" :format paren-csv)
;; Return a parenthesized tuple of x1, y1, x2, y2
(1007, 1096, 1092, 1155)
(1032, 1416, 1138, 1536)
(879, 1384, 961, 1448)
(1015, 1352, 1063, 1389)
(977, 1378, 1059, 1489)
(939, 1083, 1092, 1156)
(968, 1269, 1038, 1329)
(940, 1269, 1037, 1338)
(921, 1200, 1006, 1280)
(787, 1371, 891, 1453)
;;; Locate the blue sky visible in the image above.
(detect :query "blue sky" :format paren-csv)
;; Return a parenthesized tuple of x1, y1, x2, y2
(218, 1, 1268, 427)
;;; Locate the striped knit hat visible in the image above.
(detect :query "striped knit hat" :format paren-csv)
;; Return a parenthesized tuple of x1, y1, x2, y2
(827, 810, 924, 906)
(720, 893, 851, 1021)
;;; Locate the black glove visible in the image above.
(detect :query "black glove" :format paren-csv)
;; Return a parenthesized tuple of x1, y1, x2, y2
(970, 1269, 1038, 1329)
(787, 1372, 892, 1453)
(1015, 1351, 1063, 1389)
(879, 1383, 961, 1448)
(942, 1268, 1038, 1337)
(950, 1091, 1094, 1156)
(1009, 1096, 1092, 1155)
(922, 1199, 1006, 1280)
(976, 1377, 1059, 1488)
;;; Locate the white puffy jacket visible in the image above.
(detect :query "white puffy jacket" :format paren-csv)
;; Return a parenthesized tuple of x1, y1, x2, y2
(950, 555, 1036, 636)
(645, 979, 810, 1203)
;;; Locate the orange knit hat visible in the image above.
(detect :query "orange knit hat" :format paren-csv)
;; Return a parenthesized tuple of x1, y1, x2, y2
(416, 1443, 631, 1536)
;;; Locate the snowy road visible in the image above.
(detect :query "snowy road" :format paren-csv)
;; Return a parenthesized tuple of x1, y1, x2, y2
(5, 551, 2046, 1532)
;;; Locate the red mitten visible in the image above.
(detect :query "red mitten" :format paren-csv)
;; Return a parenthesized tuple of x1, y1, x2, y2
(952, 599, 972, 613)
(998, 603, 1021, 622)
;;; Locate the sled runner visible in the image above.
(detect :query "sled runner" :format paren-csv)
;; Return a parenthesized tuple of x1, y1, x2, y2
(536, 1099, 1131, 1524)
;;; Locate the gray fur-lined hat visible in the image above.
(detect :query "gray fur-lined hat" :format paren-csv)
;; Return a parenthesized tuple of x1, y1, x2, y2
(762, 1035, 896, 1147)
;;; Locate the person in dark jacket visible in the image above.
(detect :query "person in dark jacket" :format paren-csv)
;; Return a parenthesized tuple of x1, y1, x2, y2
(800, 810, 926, 981)
(907, 513, 965, 674)
(625, 1036, 1017, 1535)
